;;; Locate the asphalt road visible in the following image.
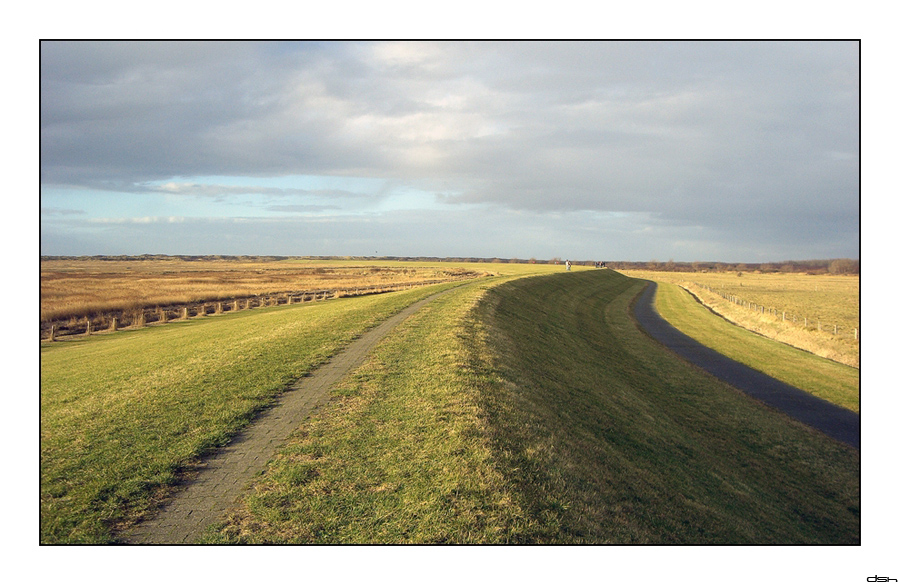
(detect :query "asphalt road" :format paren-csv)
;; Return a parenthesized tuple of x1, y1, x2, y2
(632, 281, 859, 449)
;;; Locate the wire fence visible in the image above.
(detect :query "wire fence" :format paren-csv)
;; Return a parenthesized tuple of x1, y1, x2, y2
(690, 283, 859, 343)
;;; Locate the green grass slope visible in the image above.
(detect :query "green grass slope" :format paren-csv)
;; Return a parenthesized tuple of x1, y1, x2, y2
(474, 270, 858, 543)
(205, 276, 539, 543)
(209, 270, 858, 543)
(651, 281, 859, 412)
(40, 283, 456, 543)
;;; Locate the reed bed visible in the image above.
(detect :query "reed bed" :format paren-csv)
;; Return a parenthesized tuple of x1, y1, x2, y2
(41, 257, 481, 323)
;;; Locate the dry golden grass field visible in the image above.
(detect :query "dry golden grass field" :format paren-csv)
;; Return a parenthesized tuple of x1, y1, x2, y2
(622, 270, 860, 368)
(40, 257, 486, 337)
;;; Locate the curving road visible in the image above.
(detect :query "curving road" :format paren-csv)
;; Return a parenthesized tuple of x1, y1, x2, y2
(632, 281, 859, 449)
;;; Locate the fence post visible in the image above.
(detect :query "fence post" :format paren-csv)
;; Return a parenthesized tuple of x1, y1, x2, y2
(49, 324, 56, 341)
(110, 317, 118, 332)
(182, 307, 189, 319)
(85, 318, 92, 335)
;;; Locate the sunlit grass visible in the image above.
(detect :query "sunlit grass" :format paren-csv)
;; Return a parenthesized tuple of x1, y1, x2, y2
(204, 276, 540, 543)
(205, 270, 859, 543)
(651, 281, 859, 411)
(622, 270, 859, 367)
(40, 284, 455, 543)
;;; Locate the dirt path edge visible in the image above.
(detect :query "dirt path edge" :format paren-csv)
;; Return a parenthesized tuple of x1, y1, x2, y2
(121, 287, 457, 544)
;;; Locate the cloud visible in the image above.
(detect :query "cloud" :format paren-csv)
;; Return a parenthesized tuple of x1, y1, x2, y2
(40, 41, 859, 260)
(140, 181, 369, 199)
(88, 216, 186, 224)
(41, 207, 85, 216)
(266, 204, 341, 213)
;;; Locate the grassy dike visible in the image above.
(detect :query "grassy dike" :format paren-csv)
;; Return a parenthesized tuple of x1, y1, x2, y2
(203, 275, 540, 543)
(40, 283, 460, 544)
(651, 281, 859, 412)
(207, 270, 859, 543)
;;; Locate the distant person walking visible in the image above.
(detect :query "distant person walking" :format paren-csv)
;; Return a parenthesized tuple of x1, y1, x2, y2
(565, 260, 571, 271)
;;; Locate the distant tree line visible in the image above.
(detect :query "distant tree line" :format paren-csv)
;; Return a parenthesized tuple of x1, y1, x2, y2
(606, 258, 859, 275)
(40, 255, 859, 275)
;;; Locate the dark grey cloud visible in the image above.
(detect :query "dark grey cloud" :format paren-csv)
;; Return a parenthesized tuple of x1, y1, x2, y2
(40, 41, 859, 260)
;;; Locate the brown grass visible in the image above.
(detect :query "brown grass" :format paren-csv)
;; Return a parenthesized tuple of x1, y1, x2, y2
(41, 257, 482, 323)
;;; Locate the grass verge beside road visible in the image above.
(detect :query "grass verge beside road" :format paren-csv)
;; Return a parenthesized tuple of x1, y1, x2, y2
(622, 269, 859, 367)
(651, 281, 859, 412)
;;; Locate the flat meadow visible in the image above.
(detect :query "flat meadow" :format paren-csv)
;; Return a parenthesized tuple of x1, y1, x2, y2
(40, 256, 485, 325)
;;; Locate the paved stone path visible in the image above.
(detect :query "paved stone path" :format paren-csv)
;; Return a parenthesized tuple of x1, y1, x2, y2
(633, 281, 859, 449)
(122, 289, 453, 544)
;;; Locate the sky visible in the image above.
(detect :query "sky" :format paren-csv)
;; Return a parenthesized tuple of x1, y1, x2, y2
(40, 40, 860, 262)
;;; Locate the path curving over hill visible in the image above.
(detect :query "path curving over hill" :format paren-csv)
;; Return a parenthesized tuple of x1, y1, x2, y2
(121, 288, 455, 544)
(632, 281, 859, 449)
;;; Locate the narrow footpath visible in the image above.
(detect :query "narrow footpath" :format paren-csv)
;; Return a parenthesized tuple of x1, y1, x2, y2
(122, 288, 454, 544)
(632, 281, 860, 449)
